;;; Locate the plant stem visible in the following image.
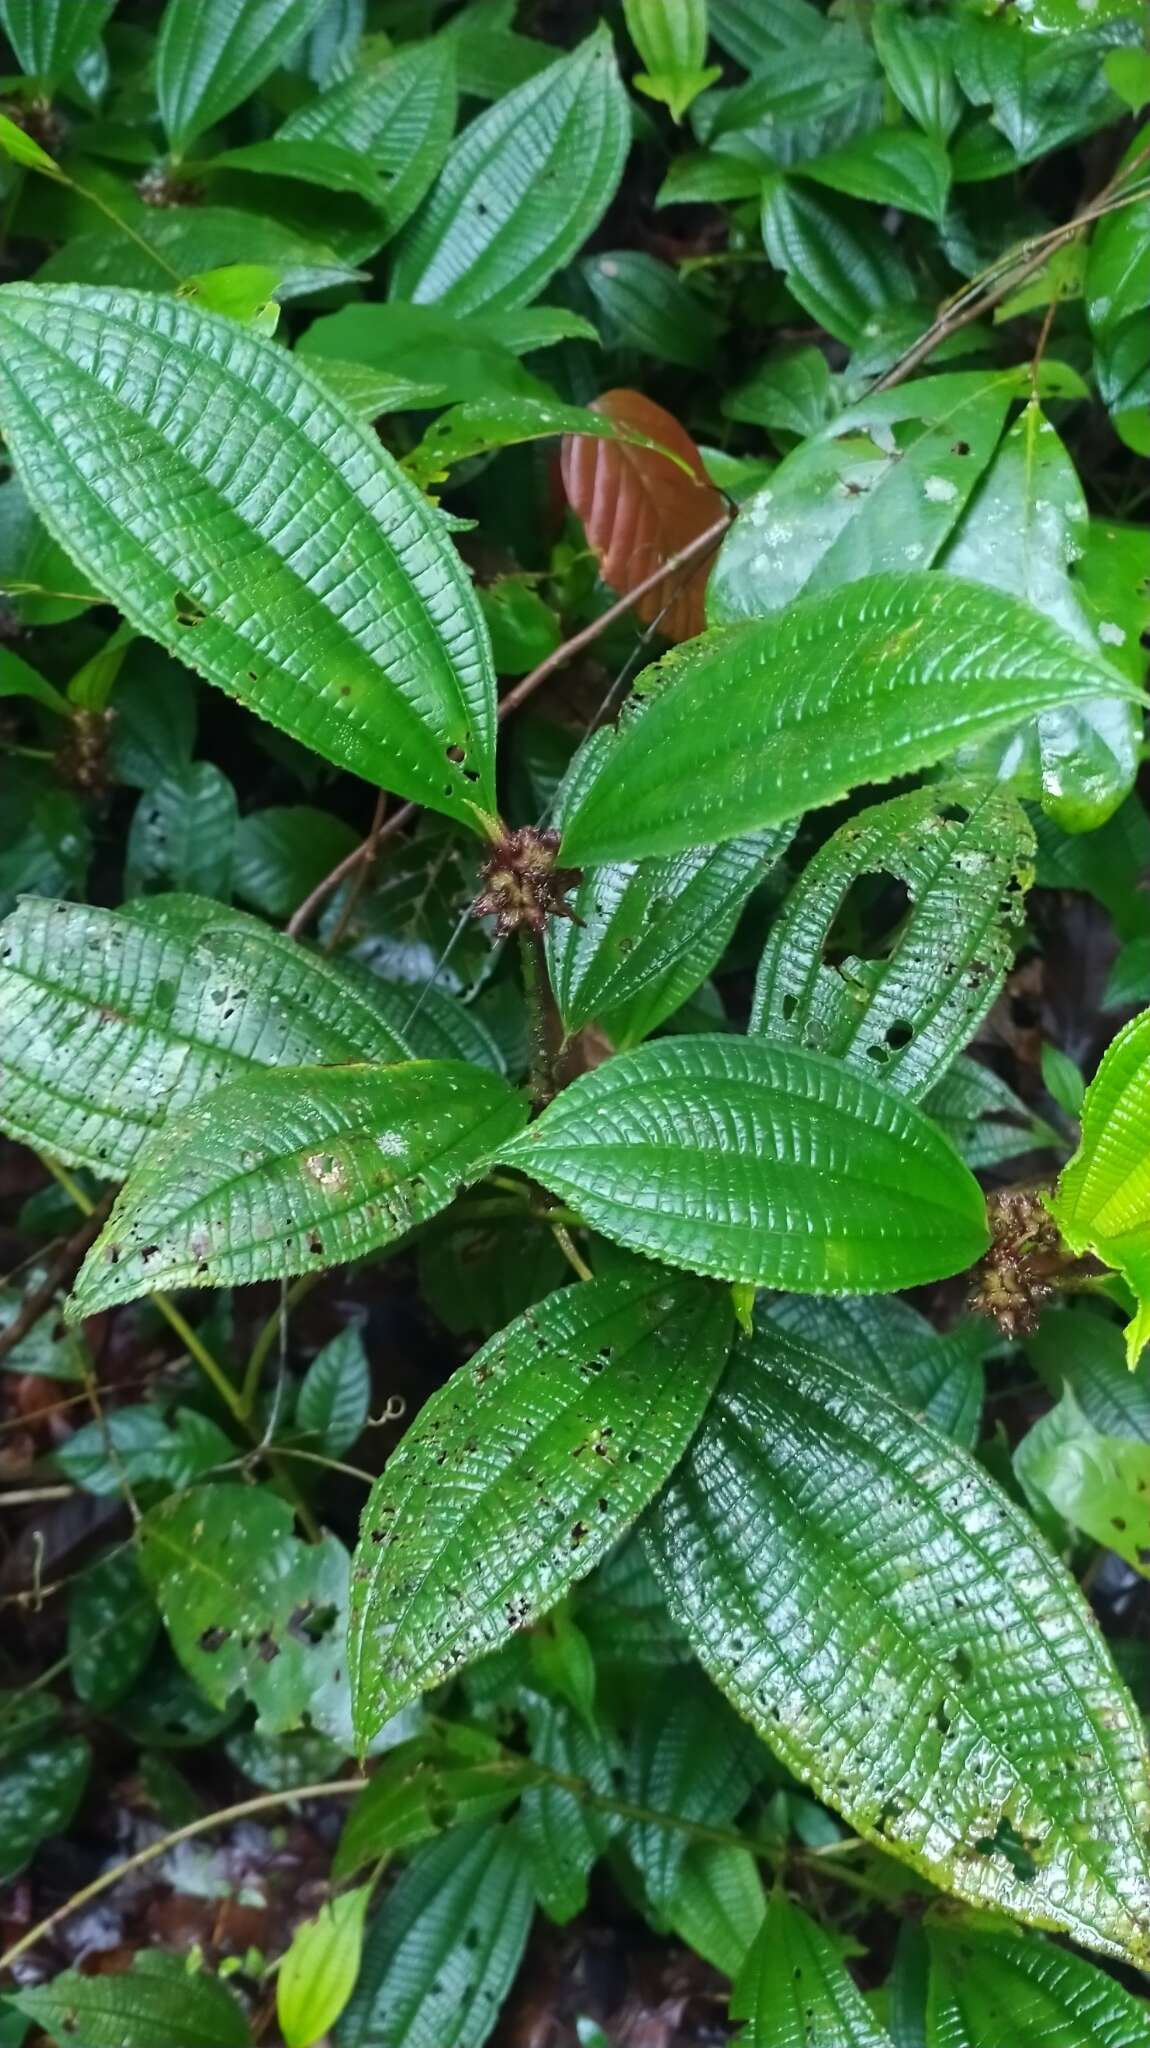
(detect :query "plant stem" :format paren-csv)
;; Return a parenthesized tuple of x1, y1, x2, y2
(240, 1272, 321, 1420)
(520, 929, 566, 1111)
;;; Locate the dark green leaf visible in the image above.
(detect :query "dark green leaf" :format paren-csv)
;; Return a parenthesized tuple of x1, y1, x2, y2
(761, 179, 915, 346)
(1107, 938, 1150, 1010)
(296, 1326, 371, 1457)
(1029, 1306, 1150, 1442)
(334, 1739, 539, 1880)
(233, 806, 360, 922)
(10, 1953, 250, 2048)
(767, 1295, 987, 1448)
(299, 302, 590, 407)
(349, 1271, 732, 1743)
(646, 1320, 1150, 1964)
(0, 0, 115, 91)
(721, 344, 836, 438)
(40, 209, 365, 299)
(68, 1549, 160, 1710)
(621, 1680, 763, 1921)
(667, 1840, 766, 1979)
(500, 1035, 988, 1293)
(923, 1055, 1059, 1172)
(156, 0, 329, 156)
(926, 1924, 1150, 2047)
(0, 1735, 89, 1885)
(582, 251, 719, 369)
(54, 1405, 235, 1495)
(731, 1890, 892, 2047)
(872, 7, 962, 138)
(277, 39, 458, 238)
(801, 127, 951, 225)
(519, 1696, 619, 1923)
(125, 765, 238, 902)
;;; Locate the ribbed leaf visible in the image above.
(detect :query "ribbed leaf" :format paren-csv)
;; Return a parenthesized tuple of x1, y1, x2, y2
(668, 1841, 766, 1979)
(296, 1327, 371, 1458)
(71, 1061, 528, 1315)
(349, 1271, 732, 1743)
(278, 40, 458, 237)
(1014, 1387, 1150, 1575)
(405, 391, 677, 492)
(926, 1926, 1150, 2048)
(1028, 1305, 1150, 1441)
(583, 251, 721, 369)
(801, 127, 951, 224)
(872, 6, 962, 138)
(0, 896, 413, 1177)
(0, 286, 497, 826)
(10, 1954, 250, 2048)
(0, 0, 115, 89)
(750, 783, 1034, 1100)
(391, 28, 630, 314)
(519, 1697, 618, 1923)
(761, 178, 915, 346)
(68, 1550, 159, 1712)
(621, 1680, 763, 1921)
(1049, 1009, 1150, 1364)
(334, 1738, 539, 1882)
(156, 0, 329, 155)
(731, 1891, 892, 2047)
(499, 1035, 989, 1293)
(646, 1322, 1150, 1964)
(560, 388, 728, 644)
(925, 1053, 1060, 1171)
(125, 763, 237, 901)
(557, 574, 1137, 867)
(40, 209, 364, 299)
(767, 1295, 986, 1448)
(337, 1823, 534, 2048)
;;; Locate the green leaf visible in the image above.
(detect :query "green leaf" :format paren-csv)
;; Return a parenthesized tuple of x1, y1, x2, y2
(349, 1270, 732, 1744)
(204, 138, 392, 207)
(68, 1549, 160, 1711)
(924, 1054, 1059, 1172)
(645, 1320, 1150, 1965)
(925, 1924, 1150, 2047)
(72, 1060, 528, 1315)
(0, 896, 414, 1176)
(139, 1483, 354, 1741)
(750, 782, 1034, 1100)
(279, 1885, 372, 2048)
(767, 1295, 986, 1448)
(1033, 790, 1150, 943)
(404, 391, 678, 491)
(668, 1840, 766, 1979)
(731, 1890, 892, 2047)
(40, 209, 365, 300)
(334, 1740, 539, 1881)
(1107, 938, 1150, 1011)
(519, 1696, 618, 1922)
(872, 7, 962, 139)
(1041, 1042, 1085, 1119)
(10, 1954, 251, 2048)
(709, 0, 825, 68)
(1049, 1009, 1150, 1364)
(621, 1680, 763, 1921)
(156, 0, 329, 156)
(1015, 1386, 1150, 1574)
(722, 343, 836, 438)
(548, 817, 791, 1045)
(54, 1404, 234, 1495)
(0, 286, 498, 827)
(391, 29, 630, 314)
(0, 646, 69, 715)
(944, 401, 1139, 832)
(656, 152, 766, 207)
(299, 301, 587, 406)
(1030, 1305, 1150, 1442)
(801, 127, 951, 225)
(478, 580, 561, 675)
(0, 1735, 90, 1885)
(338, 1822, 534, 2048)
(234, 805, 360, 922)
(176, 262, 282, 330)
(296, 1326, 371, 1457)
(1105, 46, 1150, 115)
(953, 18, 1119, 170)
(125, 764, 238, 902)
(557, 575, 1136, 868)
(761, 178, 915, 347)
(0, 110, 65, 179)
(624, 0, 716, 121)
(709, 372, 1020, 624)
(277, 40, 458, 238)
(500, 1035, 988, 1293)
(0, 0, 115, 91)
(582, 251, 720, 369)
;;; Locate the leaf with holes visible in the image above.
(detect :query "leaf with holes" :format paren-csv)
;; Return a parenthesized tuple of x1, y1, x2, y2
(156, 0, 329, 156)
(1048, 1009, 1150, 1365)
(70, 1060, 527, 1316)
(560, 389, 728, 645)
(349, 1271, 731, 1744)
(0, 286, 497, 827)
(0, 0, 115, 90)
(9, 1953, 251, 2048)
(926, 1924, 1150, 2048)
(1014, 1386, 1150, 1575)
(646, 1319, 1150, 1965)
(731, 1890, 893, 2047)
(499, 1035, 988, 1293)
(750, 782, 1034, 1100)
(391, 28, 630, 315)
(556, 575, 1137, 868)
(0, 896, 413, 1177)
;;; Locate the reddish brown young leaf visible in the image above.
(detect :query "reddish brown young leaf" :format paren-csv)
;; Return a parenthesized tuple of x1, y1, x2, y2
(560, 389, 727, 643)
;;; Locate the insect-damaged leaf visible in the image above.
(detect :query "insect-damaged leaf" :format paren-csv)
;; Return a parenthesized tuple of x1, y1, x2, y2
(645, 1320, 1150, 1966)
(70, 1062, 528, 1316)
(9, 1952, 251, 2048)
(0, 286, 497, 828)
(731, 1890, 893, 2047)
(349, 1271, 732, 1745)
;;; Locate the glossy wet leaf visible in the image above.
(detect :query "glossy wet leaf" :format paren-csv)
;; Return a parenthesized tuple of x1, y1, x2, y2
(0, 286, 498, 827)
(125, 764, 237, 902)
(296, 1327, 371, 1458)
(768, 1295, 987, 1448)
(404, 391, 675, 491)
(391, 29, 630, 315)
(500, 1035, 988, 1293)
(299, 301, 591, 407)
(1015, 1387, 1150, 1574)
(560, 388, 727, 644)
(731, 1890, 892, 2047)
(68, 1549, 160, 1711)
(872, 6, 962, 138)
(54, 1404, 234, 1496)
(1049, 1009, 1150, 1364)
(72, 1059, 526, 1316)
(156, 0, 329, 155)
(519, 1697, 619, 1923)
(0, 896, 413, 1176)
(337, 1823, 534, 2048)
(646, 1320, 1150, 1964)
(557, 574, 1135, 867)
(750, 782, 1034, 1100)
(0, 0, 115, 90)
(9, 1953, 251, 2048)
(279, 1885, 372, 2048)
(926, 1925, 1150, 2048)
(624, 0, 719, 121)
(277, 40, 458, 238)
(349, 1271, 732, 1743)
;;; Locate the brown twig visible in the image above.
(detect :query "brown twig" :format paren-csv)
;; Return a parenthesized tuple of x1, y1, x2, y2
(0, 1190, 114, 1365)
(285, 513, 732, 939)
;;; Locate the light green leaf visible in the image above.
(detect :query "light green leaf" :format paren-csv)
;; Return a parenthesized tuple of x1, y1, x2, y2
(0, 110, 66, 179)
(404, 391, 679, 490)
(926, 1924, 1150, 2047)
(750, 782, 1034, 1100)
(71, 1060, 527, 1315)
(68, 1550, 160, 1712)
(721, 343, 836, 438)
(278, 40, 458, 237)
(624, 0, 716, 122)
(0, 285, 498, 827)
(801, 127, 951, 224)
(582, 250, 720, 369)
(668, 1840, 766, 1979)
(125, 764, 238, 903)
(500, 1035, 989, 1293)
(1106, 47, 1150, 115)
(279, 1885, 372, 2048)
(9, 1954, 250, 2048)
(656, 151, 766, 207)
(1049, 1009, 1150, 1364)
(174, 263, 279, 332)
(768, 1295, 987, 1448)
(205, 137, 392, 207)
(646, 1320, 1150, 1964)
(479, 579, 560, 675)
(0, 0, 115, 91)
(334, 1738, 539, 1881)
(299, 301, 586, 407)
(337, 1823, 534, 2048)
(709, 371, 1020, 624)
(349, 1271, 732, 1743)
(1041, 1042, 1085, 1119)
(872, 6, 962, 138)
(1089, 151, 1150, 339)
(557, 574, 1136, 868)
(0, 895, 414, 1176)
(156, 0, 329, 156)
(761, 178, 915, 347)
(296, 1326, 371, 1458)
(732, 1890, 892, 2047)
(391, 29, 630, 314)
(1015, 1386, 1150, 1573)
